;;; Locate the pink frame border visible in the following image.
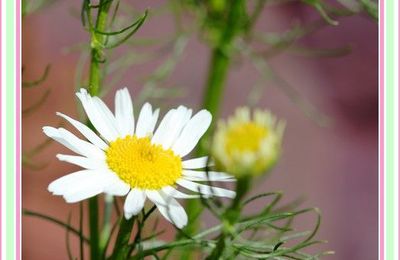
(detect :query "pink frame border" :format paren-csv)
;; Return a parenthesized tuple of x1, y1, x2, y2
(379, 0, 385, 259)
(0, 0, 2, 257)
(12, 1, 387, 260)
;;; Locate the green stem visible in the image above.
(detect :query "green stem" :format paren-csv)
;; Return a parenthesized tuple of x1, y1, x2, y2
(88, 0, 112, 96)
(201, 0, 245, 127)
(206, 177, 251, 260)
(89, 48, 102, 96)
(180, 44, 231, 260)
(202, 48, 230, 126)
(100, 195, 114, 256)
(89, 197, 100, 259)
(183, 0, 245, 242)
(86, 1, 112, 259)
(110, 217, 136, 260)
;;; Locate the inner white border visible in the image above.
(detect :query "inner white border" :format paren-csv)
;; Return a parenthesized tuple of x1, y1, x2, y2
(392, 0, 399, 259)
(1, 0, 7, 259)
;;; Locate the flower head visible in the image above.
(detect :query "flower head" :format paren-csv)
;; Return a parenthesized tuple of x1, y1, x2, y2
(43, 88, 235, 228)
(212, 107, 284, 177)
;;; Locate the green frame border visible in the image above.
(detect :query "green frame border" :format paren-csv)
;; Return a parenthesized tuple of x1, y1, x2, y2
(5, 0, 16, 259)
(385, 0, 396, 259)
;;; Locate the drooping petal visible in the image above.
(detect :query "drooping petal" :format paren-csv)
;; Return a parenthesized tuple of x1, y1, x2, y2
(146, 190, 188, 228)
(43, 127, 105, 159)
(172, 110, 212, 157)
(43, 126, 82, 155)
(182, 156, 214, 169)
(104, 178, 130, 196)
(56, 112, 108, 150)
(62, 172, 115, 203)
(115, 88, 134, 137)
(63, 185, 104, 203)
(162, 186, 199, 199)
(176, 179, 236, 198)
(56, 154, 108, 170)
(124, 188, 146, 219)
(48, 170, 97, 195)
(76, 88, 119, 141)
(57, 128, 105, 159)
(182, 170, 235, 182)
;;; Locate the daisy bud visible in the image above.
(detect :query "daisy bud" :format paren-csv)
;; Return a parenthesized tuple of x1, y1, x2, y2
(212, 107, 285, 178)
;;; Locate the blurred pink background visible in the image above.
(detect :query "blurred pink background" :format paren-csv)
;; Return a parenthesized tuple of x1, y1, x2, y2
(22, 1, 377, 259)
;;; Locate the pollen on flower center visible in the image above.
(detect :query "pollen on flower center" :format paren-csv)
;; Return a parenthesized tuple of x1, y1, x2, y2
(225, 122, 268, 155)
(105, 136, 182, 190)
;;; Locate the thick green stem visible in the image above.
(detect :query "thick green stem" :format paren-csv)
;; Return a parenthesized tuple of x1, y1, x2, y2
(88, 48, 102, 96)
(111, 217, 136, 260)
(202, 48, 230, 127)
(89, 197, 100, 259)
(183, 0, 245, 241)
(87, 1, 112, 259)
(88, 0, 111, 96)
(183, 49, 230, 243)
(202, 0, 245, 124)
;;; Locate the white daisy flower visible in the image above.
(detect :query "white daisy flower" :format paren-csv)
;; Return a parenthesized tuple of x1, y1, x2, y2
(43, 88, 236, 228)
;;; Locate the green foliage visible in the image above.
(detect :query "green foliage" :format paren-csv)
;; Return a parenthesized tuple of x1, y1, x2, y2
(22, 0, 57, 17)
(22, 64, 53, 169)
(22, 0, 377, 259)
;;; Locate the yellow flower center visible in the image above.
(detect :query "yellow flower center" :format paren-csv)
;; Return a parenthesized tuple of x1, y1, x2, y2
(225, 122, 268, 155)
(105, 136, 182, 190)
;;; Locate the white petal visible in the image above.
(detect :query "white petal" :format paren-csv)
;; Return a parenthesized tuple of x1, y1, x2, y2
(145, 190, 167, 206)
(182, 156, 214, 169)
(135, 103, 154, 138)
(43, 127, 105, 159)
(76, 88, 119, 141)
(115, 88, 134, 137)
(172, 110, 212, 157)
(92, 96, 120, 135)
(48, 170, 96, 195)
(63, 173, 114, 203)
(152, 106, 190, 149)
(104, 179, 130, 196)
(57, 128, 105, 159)
(56, 112, 108, 150)
(63, 176, 105, 196)
(43, 126, 81, 155)
(59, 128, 105, 159)
(162, 106, 188, 146)
(182, 170, 235, 182)
(124, 188, 146, 219)
(176, 179, 236, 198)
(148, 108, 160, 135)
(151, 109, 176, 146)
(182, 109, 193, 125)
(56, 154, 108, 170)
(64, 185, 104, 203)
(146, 191, 188, 228)
(162, 186, 199, 199)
